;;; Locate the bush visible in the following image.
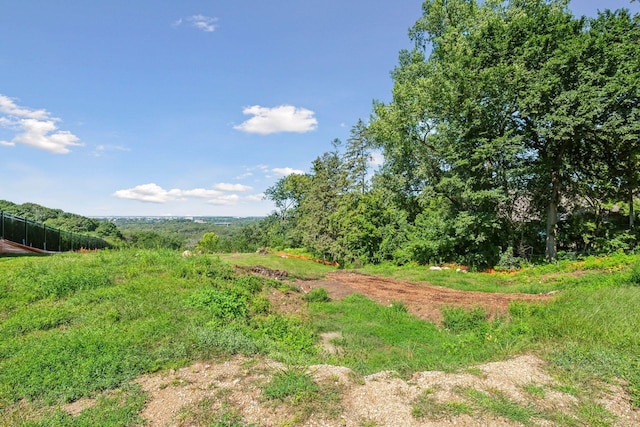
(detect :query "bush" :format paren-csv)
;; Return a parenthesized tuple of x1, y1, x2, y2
(195, 232, 219, 253)
(630, 264, 640, 286)
(496, 247, 529, 271)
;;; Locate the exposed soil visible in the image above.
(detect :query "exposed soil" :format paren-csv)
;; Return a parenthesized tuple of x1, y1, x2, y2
(65, 354, 640, 426)
(298, 271, 552, 323)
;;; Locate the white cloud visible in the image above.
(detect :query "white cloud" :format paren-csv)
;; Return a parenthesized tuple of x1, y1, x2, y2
(113, 183, 184, 203)
(0, 95, 49, 119)
(93, 144, 131, 157)
(245, 193, 265, 202)
(235, 172, 253, 179)
(173, 15, 218, 32)
(214, 183, 252, 192)
(113, 183, 222, 203)
(272, 167, 304, 177)
(0, 94, 82, 154)
(182, 188, 222, 198)
(207, 194, 240, 206)
(234, 105, 318, 135)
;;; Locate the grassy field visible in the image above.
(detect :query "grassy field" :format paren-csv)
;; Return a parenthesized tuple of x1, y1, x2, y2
(1, 249, 639, 425)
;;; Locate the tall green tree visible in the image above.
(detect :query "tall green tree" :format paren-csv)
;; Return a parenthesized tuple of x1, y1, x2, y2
(343, 119, 373, 195)
(296, 146, 349, 261)
(585, 9, 640, 230)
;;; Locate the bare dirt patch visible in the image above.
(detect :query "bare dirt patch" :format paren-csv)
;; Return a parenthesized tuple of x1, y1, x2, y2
(70, 354, 638, 426)
(313, 272, 552, 323)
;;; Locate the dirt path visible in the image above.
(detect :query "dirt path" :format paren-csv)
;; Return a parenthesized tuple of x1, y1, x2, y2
(65, 354, 640, 427)
(298, 271, 551, 323)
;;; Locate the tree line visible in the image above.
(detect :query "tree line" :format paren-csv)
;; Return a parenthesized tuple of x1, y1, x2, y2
(0, 200, 123, 241)
(248, 0, 639, 269)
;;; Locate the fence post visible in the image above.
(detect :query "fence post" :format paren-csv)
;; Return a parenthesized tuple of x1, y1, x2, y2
(23, 217, 27, 245)
(1, 211, 4, 239)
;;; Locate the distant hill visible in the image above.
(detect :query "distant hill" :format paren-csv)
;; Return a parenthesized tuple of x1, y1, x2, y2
(0, 200, 123, 241)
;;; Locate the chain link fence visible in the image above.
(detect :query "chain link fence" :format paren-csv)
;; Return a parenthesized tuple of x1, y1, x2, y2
(0, 211, 110, 252)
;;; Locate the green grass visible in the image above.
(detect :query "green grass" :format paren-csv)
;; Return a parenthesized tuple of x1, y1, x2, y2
(0, 249, 319, 424)
(2, 248, 639, 425)
(262, 367, 343, 422)
(355, 252, 640, 294)
(309, 254, 640, 405)
(262, 368, 319, 401)
(309, 294, 514, 376)
(461, 388, 543, 425)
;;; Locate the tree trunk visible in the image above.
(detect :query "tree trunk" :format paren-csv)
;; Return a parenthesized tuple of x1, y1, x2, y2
(545, 171, 560, 262)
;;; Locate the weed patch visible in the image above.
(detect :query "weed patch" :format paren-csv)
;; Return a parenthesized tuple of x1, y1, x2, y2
(302, 287, 330, 302)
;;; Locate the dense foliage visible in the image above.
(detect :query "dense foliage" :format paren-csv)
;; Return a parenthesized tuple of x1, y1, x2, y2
(251, 0, 640, 269)
(112, 217, 262, 251)
(0, 200, 123, 242)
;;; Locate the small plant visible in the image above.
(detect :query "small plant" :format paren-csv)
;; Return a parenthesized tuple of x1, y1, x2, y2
(389, 300, 408, 313)
(303, 287, 330, 302)
(629, 264, 640, 286)
(262, 368, 318, 402)
(522, 383, 546, 397)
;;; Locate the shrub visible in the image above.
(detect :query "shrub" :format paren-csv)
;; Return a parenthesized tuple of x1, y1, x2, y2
(630, 264, 640, 286)
(496, 247, 529, 271)
(195, 232, 219, 253)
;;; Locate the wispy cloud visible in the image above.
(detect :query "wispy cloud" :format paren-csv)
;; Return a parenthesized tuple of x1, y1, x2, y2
(234, 105, 318, 135)
(0, 95, 82, 154)
(272, 167, 305, 177)
(235, 172, 253, 179)
(173, 14, 218, 32)
(245, 193, 265, 202)
(207, 194, 240, 206)
(213, 183, 252, 192)
(92, 144, 131, 157)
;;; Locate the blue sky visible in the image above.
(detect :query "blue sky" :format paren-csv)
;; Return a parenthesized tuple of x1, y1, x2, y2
(1, 0, 636, 217)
